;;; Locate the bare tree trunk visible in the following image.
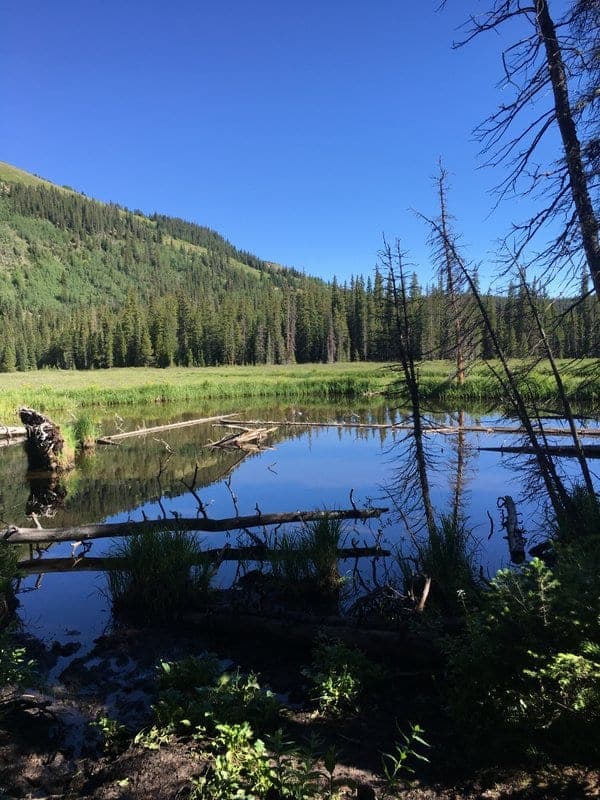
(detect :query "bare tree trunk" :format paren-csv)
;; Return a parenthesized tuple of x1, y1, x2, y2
(536, 0, 600, 299)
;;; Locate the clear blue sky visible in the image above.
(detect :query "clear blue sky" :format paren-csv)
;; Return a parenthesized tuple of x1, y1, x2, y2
(1, 1, 562, 286)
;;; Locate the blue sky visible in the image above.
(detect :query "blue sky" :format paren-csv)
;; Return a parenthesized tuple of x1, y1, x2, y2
(1, 1, 563, 286)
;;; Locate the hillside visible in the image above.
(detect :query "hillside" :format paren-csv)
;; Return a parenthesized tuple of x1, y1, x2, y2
(0, 162, 597, 371)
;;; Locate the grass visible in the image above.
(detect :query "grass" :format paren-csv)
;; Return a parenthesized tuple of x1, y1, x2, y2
(0, 363, 394, 422)
(106, 530, 213, 622)
(0, 359, 598, 424)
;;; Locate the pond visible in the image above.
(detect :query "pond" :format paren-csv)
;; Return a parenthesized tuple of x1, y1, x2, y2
(5, 398, 599, 653)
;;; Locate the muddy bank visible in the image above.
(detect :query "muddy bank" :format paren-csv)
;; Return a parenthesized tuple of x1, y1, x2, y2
(1, 624, 599, 800)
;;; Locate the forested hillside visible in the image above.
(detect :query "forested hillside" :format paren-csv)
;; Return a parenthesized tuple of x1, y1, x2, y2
(0, 161, 598, 371)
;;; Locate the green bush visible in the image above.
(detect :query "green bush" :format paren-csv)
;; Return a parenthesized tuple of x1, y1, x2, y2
(302, 636, 386, 716)
(153, 655, 281, 738)
(444, 537, 600, 761)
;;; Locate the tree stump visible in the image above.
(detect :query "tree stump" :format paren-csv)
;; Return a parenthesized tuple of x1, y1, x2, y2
(19, 407, 71, 473)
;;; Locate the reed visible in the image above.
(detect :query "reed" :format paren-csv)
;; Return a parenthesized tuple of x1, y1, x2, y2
(106, 530, 212, 621)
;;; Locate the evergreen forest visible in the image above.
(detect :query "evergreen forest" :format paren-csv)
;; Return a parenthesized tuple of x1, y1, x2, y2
(1, 161, 598, 372)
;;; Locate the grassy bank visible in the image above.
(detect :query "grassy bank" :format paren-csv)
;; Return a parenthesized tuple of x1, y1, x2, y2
(0, 363, 393, 422)
(0, 360, 598, 423)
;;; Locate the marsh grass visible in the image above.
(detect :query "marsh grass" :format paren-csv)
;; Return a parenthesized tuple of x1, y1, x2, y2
(269, 518, 344, 604)
(107, 530, 212, 621)
(0, 360, 597, 422)
(69, 412, 99, 449)
(397, 516, 481, 616)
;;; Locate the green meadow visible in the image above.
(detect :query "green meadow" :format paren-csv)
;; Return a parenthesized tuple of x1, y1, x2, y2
(1, 359, 599, 425)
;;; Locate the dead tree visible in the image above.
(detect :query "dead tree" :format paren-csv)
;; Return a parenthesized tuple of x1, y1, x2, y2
(380, 238, 436, 538)
(19, 407, 71, 473)
(451, 0, 600, 298)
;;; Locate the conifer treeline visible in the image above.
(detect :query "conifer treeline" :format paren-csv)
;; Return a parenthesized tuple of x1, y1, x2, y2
(0, 181, 598, 372)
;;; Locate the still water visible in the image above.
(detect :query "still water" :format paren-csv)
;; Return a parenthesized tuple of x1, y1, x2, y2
(5, 400, 599, 650)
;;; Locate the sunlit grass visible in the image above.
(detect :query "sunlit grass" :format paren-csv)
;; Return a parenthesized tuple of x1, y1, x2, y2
(0, 359, 598, 424)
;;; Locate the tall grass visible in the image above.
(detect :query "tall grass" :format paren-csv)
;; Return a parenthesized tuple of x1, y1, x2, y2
(107, 530, 212, 622)
(0, 363, 393, 421)
(396, 515, 481, 616)
(0, 360, 597, 422)
(269, 517, 343, 604)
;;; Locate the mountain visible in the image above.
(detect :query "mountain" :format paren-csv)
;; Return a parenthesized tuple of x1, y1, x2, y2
(0, 161, 366, 369)
(0, 161, 596, 371)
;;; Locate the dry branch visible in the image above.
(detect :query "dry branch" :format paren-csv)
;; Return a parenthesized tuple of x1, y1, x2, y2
(3, 507, 388, 545)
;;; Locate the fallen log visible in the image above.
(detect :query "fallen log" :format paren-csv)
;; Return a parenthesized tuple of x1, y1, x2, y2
(3, 506, 389, 545)
(480, 443, 600, 458)
(210, 425, 278, 450)
(228, 418, 600, 436)
(17, 545, 391, 574)
(0, 425, 27, 440)
(97, 413, 238, 444)
(183, 609, 442, 662)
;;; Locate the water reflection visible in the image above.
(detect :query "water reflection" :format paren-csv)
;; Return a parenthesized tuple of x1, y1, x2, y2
(6, 399, 600, 646)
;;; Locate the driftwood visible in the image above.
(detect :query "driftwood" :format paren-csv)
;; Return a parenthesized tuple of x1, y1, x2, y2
(96, 413, 238, 444)
(0, 424, 26, 441)
(17, 545, 391, 574)
(480, 443, 600, 458)
(3, 507, 388, 545)
(498, 495, 526, 564)
(210, 425, 278, 450)
(230, 418, 600, 437)
(19, 408, 69, 473)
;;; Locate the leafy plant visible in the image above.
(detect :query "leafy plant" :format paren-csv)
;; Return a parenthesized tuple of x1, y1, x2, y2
(444, 525, 600, 761)
(302, 636, 386, 716)
(153, 655, 281, 738)
(0, 628, 36, 715)
(381, 722, 430, 791)
(190, 722, 348, 800)
(91, 714, 130, 753)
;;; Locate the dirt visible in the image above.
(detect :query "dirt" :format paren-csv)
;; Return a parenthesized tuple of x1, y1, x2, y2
(1, 622, 599, 799)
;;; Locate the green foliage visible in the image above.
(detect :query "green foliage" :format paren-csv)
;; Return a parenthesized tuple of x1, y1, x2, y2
(191, 723, 348, 800)
(302, 636, 386, 716)
(90, 715, 130, 753)
(0, 628, 36, 713)
(153, 655, 281, 738)
(444, 529, 600, 760)
(106, 530, 212, 621)
(381, 722, 430, 791)
(69, 412, 98, 448)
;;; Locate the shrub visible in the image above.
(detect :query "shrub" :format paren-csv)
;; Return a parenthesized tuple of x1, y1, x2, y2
(444, 537, 600, 761)
(302, 636, 386, 715)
